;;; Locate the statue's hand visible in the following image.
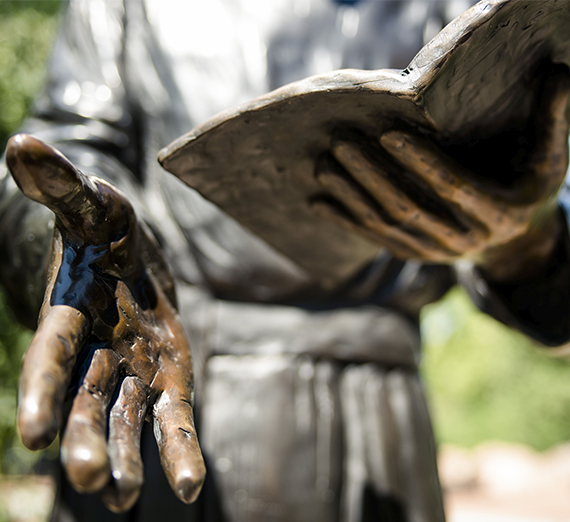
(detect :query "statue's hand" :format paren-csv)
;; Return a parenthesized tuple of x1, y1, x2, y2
(6, 135, 205, 512)
(315, 71, 570, 281)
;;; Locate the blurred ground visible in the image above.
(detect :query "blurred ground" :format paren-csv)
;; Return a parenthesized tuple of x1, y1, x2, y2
(442, 442, 570, 522)
(0, 475, 53, 522)
(2, 441, 570, 522)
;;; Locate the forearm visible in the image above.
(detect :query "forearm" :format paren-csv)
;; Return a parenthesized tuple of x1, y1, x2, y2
(458, 204, 570, 347)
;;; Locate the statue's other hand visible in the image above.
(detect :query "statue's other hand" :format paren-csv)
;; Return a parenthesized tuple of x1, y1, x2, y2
(314, 69, 570, 281)
(6, 135, 205, 512)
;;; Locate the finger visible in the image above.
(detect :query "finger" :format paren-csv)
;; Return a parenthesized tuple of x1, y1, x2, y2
(316, 158, 458, 260)
(311, 199, 422, 260)
(532, 71, 570, 188)
(331, 139, 488, 252)
(380, 131, 511, 227)
(153, 358, 205, 504)
(6, 134, 130, 244)
(18, 305, 90, 450)
(61, 348, 121, 493)
(103, 377, 148, 513)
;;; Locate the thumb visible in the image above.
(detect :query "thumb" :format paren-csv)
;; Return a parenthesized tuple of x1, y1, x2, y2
(6, 134, 132, 244)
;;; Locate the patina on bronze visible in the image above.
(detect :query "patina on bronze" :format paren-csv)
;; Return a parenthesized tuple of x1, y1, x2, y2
(4, 0, 570, 518)
(6, 135, 206, 512)
(159, 0, 570, 286)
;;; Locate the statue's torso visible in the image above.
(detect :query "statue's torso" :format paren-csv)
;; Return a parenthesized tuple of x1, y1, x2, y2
(123, 0, 466, 307)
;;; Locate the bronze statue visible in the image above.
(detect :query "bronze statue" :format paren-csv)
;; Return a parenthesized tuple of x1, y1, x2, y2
(1, 1, 570, 521)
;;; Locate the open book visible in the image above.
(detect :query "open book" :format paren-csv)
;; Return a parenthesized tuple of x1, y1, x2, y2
(158, 0, 570, 288)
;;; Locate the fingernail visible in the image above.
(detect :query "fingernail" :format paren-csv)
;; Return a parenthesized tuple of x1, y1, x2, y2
(18, 397, 58, 450)
(103, 473, 143, 513)
(175, 469, 205, 504)
(6, 135, 45, 202)
(331, 139, 352, 154)
(380, 131, 406, 150)
(61, 439, 110, 493)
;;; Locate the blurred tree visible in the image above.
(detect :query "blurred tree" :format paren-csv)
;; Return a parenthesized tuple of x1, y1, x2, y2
(422, 288, 570, 451)
(0, 0, 61, 473)
(0, 1, 61, 148)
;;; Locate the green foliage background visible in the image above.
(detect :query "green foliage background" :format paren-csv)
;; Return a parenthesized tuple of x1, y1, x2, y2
(0, 0, 61, 474)
(422, 288, 570, 451)
(0, 1, 60, 147)
(0, 0, 570, 476)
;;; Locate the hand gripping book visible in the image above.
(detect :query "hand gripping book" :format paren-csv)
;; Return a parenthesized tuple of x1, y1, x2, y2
(159, 0, 570, 288)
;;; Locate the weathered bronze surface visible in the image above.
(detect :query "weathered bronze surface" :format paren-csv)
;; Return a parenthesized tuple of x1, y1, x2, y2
(6, 135, 206, 512)
(159, 0, 570, 286)
(4, 0, 570, 519)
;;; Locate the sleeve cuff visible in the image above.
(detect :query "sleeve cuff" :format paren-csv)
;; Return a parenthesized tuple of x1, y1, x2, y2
(457, 209, 570, 347)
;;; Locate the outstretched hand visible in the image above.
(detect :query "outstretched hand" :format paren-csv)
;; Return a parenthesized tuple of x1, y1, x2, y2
(315, 70, 570, 281)
(6, 135, 205, 512)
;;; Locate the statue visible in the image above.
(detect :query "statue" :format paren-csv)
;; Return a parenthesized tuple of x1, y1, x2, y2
(1, 1, 570, 521)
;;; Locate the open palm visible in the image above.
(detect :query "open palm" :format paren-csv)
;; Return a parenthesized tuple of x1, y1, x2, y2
(7, 135, 205, 512)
